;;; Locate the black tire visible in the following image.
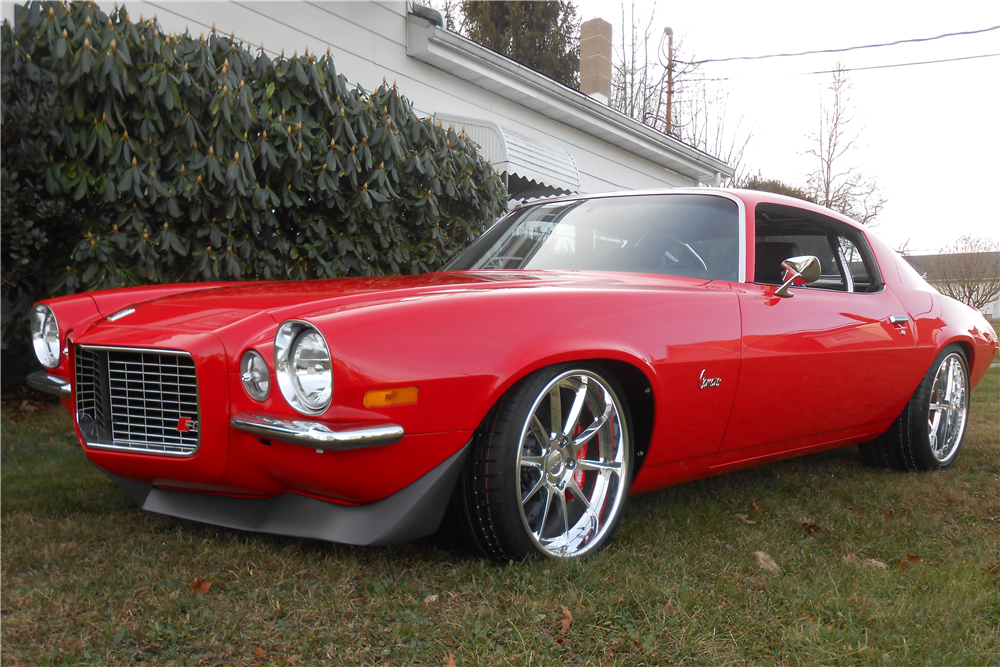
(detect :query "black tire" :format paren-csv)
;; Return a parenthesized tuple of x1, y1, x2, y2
(859, 344, 971, 471)
(451, 364, 633, 561)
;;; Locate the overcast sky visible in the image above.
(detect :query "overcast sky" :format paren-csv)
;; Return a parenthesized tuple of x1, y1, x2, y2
(576, 0, 1000, 254)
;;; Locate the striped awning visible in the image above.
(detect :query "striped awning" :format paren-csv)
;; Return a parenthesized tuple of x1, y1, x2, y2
(434, 114, 581, 196)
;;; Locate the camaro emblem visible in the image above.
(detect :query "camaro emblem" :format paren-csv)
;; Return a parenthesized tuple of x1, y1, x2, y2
(699, 370, 722, 389)
(176, 417, 199, 433)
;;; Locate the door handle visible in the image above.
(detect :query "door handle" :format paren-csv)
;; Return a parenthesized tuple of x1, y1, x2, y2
(889, 315, 909, 335)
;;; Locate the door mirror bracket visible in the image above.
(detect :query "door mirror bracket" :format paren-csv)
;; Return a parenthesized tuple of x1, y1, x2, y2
(775, 255, 821, 297)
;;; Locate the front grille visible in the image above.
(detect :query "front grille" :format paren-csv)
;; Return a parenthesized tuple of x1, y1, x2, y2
(75, 346, 200, 456)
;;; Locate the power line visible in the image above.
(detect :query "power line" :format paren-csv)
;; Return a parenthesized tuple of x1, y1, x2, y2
(808, 53, 999, 74)
(676, 25, 999, 66)
(681, 53, 1000, 83)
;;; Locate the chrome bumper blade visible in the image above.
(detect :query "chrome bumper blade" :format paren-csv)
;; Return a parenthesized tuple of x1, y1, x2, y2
(26, 370, 71, 398)
(231, 412, 404, 450)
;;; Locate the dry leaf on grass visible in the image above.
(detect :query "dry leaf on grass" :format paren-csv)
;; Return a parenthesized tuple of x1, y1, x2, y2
(899, 554, 920, 571)
(254, 647, 265, 657)
(188, 577, 212, 594)
(786, 517, 822, 534)
(863, 558, 888, 570)
(20, 400, 38, 413)
(560, 608, 573, 632)
(423, 594, 439, 605)
(734, 513, 757, 524)
(842, 552, 856, 564)
(445, 652, 457, 667)
(753, 551, 781, 575)
(984, 563, 1000, 577)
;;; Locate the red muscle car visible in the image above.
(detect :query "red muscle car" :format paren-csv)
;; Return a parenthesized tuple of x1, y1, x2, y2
(27, 189, 999, 560)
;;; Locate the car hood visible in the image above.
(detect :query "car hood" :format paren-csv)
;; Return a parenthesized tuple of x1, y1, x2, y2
(84, 271, 714, 332)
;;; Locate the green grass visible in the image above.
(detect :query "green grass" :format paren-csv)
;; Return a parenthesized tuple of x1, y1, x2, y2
(2, 369, 998, 666)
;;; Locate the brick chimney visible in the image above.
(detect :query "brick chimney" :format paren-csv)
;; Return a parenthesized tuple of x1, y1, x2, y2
(580, 18, 612, 104)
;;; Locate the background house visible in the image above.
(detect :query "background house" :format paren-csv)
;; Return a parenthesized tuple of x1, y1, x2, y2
(905, 252, 1000, 319)
(5, 1, 731, 202)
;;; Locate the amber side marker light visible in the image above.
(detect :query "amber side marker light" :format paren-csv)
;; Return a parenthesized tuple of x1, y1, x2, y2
(364, 387, 419, 408)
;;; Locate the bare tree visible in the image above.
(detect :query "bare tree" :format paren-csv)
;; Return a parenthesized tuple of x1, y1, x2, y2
(609, 2, 749, 181)
(923, 236, 1000, 311)
(805, 65, 885, 225)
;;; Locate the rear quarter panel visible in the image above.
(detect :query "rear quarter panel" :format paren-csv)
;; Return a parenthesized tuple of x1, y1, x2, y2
(866, 233, 998, 388)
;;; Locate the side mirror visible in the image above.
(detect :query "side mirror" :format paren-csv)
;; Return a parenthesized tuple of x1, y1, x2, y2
(775, 255, 821, 297)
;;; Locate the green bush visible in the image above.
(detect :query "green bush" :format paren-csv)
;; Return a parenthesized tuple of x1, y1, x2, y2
(1, 1, 507, 347)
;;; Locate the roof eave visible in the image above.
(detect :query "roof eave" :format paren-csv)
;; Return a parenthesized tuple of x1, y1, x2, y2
(406, 14, 734, 184)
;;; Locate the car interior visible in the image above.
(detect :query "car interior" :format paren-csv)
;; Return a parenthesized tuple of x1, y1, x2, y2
(753, 204, 882, 293)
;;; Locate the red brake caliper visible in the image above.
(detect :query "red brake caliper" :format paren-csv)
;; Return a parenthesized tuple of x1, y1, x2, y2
(572, 423, 585, 493)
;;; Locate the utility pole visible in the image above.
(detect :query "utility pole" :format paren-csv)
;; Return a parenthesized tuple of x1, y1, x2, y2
(665, 26, 674, 134)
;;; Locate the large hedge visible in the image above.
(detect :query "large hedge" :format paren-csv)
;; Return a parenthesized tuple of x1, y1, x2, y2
(1, 1, 507, 347)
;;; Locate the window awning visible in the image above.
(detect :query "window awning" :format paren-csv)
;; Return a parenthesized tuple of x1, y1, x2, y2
(434, 114, 581, 197)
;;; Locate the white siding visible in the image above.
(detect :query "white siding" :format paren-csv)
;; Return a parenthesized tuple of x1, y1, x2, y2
(94, 1, 698, 192)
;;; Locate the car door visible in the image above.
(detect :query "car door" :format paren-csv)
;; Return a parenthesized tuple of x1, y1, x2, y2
(715, 204, 918, 467)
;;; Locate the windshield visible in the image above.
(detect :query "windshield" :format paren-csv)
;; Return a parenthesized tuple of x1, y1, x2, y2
(443, 194, 740, 281)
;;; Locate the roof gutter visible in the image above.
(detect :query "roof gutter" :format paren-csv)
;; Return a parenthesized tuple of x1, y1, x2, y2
(406, 13, 733, 185)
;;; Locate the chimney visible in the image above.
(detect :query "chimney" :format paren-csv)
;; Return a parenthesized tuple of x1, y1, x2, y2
(580, 18, 612, 104)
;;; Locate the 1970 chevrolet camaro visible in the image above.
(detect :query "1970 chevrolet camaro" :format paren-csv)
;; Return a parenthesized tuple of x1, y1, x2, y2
(27, 189, 999, 560)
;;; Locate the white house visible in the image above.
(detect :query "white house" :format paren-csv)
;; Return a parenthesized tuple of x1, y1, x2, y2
(8, 1, 731, 200)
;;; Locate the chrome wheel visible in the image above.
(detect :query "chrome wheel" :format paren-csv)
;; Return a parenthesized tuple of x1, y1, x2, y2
(926, 352, 968, 464)
(515, 370, 630, 558)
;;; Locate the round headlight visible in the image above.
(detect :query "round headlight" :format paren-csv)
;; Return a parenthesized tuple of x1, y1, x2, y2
(274, 321, 332, 415)
(31, 304, 61, 369)
(240, 350, 270, 401)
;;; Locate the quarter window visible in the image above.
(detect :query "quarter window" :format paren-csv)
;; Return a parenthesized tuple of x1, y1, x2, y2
(754, 204, 880, 293)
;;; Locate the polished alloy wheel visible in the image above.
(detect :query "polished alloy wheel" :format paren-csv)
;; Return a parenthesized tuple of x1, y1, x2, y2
(515, 370, 629, 558)
(926, 352, 968, 463)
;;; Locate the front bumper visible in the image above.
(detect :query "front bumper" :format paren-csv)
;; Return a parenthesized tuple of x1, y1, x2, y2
(231, 412, 404, 450)
(26, 370, 71, 397)
(101, 441, 470, 546)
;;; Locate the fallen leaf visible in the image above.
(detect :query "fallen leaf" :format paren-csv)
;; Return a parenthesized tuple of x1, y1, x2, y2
(255, 647, 265, 657)
(725, 544, 735, 552)
(899, 554, 920, 571)
(20, 400, 37, 413)
(842, 552, 856, 564)
(884, 509, 895, 519)
(617, 596, 625, 605)
(750, 501, 759, 511)
(423, 594, 439, 605)
(662, 600, 681, 615)
(863, 558, 888, 570)
(984, 563, 1000, 577)
(560, 607, 573, 632)
(734, 513, 757, 524)
(753, 551, 781, 575)
(188, 577, 212, 594)
(445, 652, 456, 667)
(786, 517, 822, 534)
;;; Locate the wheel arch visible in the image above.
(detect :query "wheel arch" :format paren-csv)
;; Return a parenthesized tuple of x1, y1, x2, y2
(484, 352, 657, 479)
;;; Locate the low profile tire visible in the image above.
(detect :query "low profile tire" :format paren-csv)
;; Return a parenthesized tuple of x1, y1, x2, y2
(454, 364, 633, 561)
(859, 344, 970, 471)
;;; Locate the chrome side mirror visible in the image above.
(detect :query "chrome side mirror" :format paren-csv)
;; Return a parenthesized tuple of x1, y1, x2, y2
(775, 255, 821, 297)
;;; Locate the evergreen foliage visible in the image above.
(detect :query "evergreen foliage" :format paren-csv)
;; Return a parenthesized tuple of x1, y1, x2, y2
(460, 1, 579, 89)
(741, 175, 815, 203)
(1, 1, 507, 347)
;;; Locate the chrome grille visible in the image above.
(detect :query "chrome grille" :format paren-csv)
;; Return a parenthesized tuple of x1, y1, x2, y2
(75, 346, 200, 456)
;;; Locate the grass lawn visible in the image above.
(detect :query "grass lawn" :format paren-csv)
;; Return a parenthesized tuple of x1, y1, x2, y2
(2, 368, 998, 666)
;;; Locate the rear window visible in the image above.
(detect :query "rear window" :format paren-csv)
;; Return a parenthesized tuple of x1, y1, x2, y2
(443, 194, 740, 281)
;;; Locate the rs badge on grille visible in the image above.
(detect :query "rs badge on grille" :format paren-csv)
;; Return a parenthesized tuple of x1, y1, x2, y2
(177, 417, 199, 433)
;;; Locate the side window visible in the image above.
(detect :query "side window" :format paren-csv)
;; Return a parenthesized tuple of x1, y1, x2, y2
(837, 236, 875, 292)
(754, 204, 880, 293)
